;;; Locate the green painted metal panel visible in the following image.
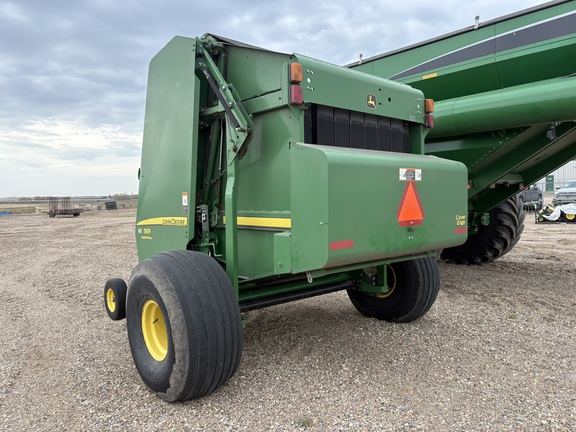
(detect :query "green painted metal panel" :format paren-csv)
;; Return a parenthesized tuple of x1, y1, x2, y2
(289, 143, 468, 273)
(296, 54, 426, 124)
(352, 1, 576, 100)
(136, 37, 199, 261)
(225, 45, 292, 101)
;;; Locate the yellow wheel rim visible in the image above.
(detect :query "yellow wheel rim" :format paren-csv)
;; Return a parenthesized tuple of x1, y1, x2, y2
(106, 288, 117, 313)
(566, 214, 575, 221)
(376, 265, 397, 298)
(141, 300, 168, 361)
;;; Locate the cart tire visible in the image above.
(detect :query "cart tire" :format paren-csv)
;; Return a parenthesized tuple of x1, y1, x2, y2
(347, 257, 439, 323)
(126, 250, 242, 402)
(441, 197, 525, 264)
(104, 278, 127, 321)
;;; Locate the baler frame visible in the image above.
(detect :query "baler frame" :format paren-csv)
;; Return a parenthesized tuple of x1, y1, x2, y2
(105, 33, 469, 401)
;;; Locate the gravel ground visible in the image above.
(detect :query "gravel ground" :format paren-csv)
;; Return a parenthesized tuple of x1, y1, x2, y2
(0, 208, 575, 431)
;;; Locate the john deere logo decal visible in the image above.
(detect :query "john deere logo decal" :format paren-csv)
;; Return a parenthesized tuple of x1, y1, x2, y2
(367, 93, 377, 109)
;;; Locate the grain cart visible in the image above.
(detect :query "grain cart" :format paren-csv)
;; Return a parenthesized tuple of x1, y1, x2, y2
(104, 34, 468, 401)
(351, 0, 576, 264)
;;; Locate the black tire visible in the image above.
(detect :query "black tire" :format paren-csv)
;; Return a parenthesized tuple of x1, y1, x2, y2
(104, 278, 127, 321)
(126, 250, 242, 402)
(347, 257, 440, 323)
(441, 197, 525, 264)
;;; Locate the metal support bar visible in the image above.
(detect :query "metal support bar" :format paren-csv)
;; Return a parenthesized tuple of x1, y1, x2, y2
(470, 122, 576, 212)
(197, 43, 253, 166)
(201, 117, 222, 206)
(200, 68, 242, 130)
(240, 280, 354, 312)
(196, 40, 256, 293)
(225, 158, 239, 295)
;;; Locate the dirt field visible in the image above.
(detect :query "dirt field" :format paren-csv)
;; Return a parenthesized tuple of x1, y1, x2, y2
(0, 209, 574, 431)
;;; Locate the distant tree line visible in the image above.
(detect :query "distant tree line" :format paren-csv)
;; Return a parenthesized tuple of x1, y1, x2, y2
(109, 193, 138, 200)
(18, 196, 49, 201)
(16, 194, 138, 201)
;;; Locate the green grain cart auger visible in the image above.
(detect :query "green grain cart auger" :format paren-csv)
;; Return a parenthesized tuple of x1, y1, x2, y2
(351, 0, 576, 264)
(104, 34, 468, 401)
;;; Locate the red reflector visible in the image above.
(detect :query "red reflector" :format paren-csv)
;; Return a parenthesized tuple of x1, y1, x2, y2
(290, 85, 303, 105)
(330, 240, 354, 250)
(425, 114, 435, 129)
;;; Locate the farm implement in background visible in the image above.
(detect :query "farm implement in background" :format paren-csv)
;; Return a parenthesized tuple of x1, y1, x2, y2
(351, 0, 576, 262)
(48, 197, 81, 218)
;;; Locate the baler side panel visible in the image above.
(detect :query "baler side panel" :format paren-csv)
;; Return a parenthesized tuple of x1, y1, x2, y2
(136, 37, 199, 261)
(232, 108, 300, 279)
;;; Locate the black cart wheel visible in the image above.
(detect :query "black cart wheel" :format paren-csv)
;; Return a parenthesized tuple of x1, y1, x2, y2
(126, 250, 243, 402)
(347, 257, 440, 323)
(104, 278, 127, 321)
(441, 197, 525, 264)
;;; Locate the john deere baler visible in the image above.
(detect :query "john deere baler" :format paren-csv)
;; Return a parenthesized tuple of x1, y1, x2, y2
(104, 34, 467, 401)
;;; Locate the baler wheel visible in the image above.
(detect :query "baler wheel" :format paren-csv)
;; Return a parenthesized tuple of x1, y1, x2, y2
(126, 250, 243, 402)
(347, 257, 439, 323)
(104, 278, 127, 321)
(440, 197, 525, 264)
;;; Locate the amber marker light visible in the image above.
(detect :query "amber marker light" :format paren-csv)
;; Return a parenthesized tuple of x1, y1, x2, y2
(425, 99, 434, 113)
(289, 62, 303, 83)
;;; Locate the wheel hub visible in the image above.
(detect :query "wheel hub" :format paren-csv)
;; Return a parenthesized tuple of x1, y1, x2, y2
(106, 288, 117, 313)
(141, 300, 168, 361)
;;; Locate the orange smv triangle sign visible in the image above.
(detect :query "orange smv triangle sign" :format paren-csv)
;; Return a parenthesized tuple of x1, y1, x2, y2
(396, 181, 424, 227)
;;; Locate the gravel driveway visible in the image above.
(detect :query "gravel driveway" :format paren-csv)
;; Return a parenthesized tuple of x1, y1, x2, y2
(1, 209, 574, 431)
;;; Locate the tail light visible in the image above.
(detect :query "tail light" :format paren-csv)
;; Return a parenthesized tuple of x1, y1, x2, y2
(289, 62, 303, 105)
(289, 62, 303, 83)
(290, 85, 303, 105)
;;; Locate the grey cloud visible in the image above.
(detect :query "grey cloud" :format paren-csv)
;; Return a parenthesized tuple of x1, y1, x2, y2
(0, 0, 546, 196)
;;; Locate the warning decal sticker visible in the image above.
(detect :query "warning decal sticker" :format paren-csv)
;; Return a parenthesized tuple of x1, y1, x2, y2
(399, 168, 422, 181)
(397, 181, 424, 227)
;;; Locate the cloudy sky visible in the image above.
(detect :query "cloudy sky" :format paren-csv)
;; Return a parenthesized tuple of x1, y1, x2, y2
(0, 0, 547, 198)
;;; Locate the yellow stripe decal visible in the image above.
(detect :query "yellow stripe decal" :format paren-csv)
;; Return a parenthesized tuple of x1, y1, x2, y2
(422, 72, 438, 80)
(137, 217, 188, 227)
(223, 216, 291, 229)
